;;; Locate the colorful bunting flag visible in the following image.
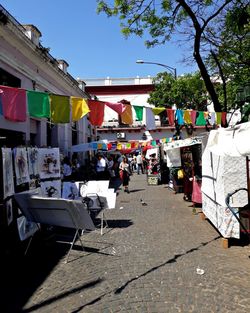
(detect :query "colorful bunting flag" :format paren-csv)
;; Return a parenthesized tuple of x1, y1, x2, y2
(152, 107, 165, 115)
(71, 97, 90, 121)
(208, 112, 216, 125)
(190, 110, 197, 125)
(50, 94, 70, 123)
(121, 104, 133, 125)
(133, 105, 143, 121)
(105, 102, 126, 115)
(88, 100, 105, 126)
(146, 107, 156, 130)
(176, 109, 184, 125)
(27, 90, 50, 118)
(196, 111, 206, 126)
(221, 112, 227, 126)
(166, 109, 175, 126)
(0, 85, 26, 122)
(183, 110, 192, 124)
(216, 112, 222, 125)
(0, 90, 3, 115)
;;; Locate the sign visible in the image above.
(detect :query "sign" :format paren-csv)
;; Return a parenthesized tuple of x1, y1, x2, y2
(147, 175, 158, 185)
(117, 132, 126, 139)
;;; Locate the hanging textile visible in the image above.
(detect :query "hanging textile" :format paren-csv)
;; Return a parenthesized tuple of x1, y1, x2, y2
(166, 109, 175, 126)
(145, 107, 156, 130)
(27, 90, 50, 118)
(216, 112, 222, 125)
(88, 100, 105, 126)
(183, 110, 192, 124)
(221, 112, 227, 126)
(71, 97, 90, 121)
(0, 85, 26, 122)
(50, 94, 70, 123)
(208, 112, 216, 125)
(133, 105, 143, 121)
(196, 111, 206, 126)
(152, 107, 165, 115)
(105, 102, 126, 115)
(121, 104, 133, 125)
(190, 110, 197, 125)
(175, 109, 184, 125)
(117, 143, 122, 150)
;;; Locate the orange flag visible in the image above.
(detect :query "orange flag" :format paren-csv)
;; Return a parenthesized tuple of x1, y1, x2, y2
(121, 104, 133, 125)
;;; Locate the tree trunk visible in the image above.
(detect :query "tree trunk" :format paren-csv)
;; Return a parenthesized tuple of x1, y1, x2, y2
(211, 50, 227, 111)
(193, 32, 222, 112)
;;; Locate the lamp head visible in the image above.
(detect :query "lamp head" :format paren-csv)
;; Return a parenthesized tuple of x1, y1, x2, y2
(136, 60, 144, 64)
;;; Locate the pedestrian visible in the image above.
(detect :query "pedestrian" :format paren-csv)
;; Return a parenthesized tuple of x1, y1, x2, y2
(136, 152, 144, 174)
(96, 153, 107, 180)
(107, 155, 115, 178)
(119, 156, 132, 193)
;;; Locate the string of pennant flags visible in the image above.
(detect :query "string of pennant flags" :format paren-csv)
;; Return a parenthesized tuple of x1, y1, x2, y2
(0, 84, 227, 128)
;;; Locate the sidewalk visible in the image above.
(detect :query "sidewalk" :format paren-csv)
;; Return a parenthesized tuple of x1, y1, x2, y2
(1, 174, 250, 313)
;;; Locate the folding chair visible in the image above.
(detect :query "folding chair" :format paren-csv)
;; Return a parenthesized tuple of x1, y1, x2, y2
(14, 193, 95, 263)
(82, 193, 108, 235)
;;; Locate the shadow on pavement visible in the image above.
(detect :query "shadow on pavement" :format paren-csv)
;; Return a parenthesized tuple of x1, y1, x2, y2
(0, 229, 103, 313)
(102, 219, 133, 229)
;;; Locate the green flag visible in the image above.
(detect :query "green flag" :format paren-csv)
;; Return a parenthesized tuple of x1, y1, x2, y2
(196, 111, 206, 126)
(27, 90, 50, 118)
(133, 105, 143, 121)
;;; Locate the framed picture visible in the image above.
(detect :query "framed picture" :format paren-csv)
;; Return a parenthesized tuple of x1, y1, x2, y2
(1, 148, 15, 199)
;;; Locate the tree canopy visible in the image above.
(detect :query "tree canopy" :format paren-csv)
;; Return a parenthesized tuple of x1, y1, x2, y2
(148, 72, 207, 110)
(97, 0, 249, 113)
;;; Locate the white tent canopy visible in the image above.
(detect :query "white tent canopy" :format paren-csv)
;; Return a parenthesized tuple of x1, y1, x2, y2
(206, 122, 250, 157)
(71, 140, 109, 153)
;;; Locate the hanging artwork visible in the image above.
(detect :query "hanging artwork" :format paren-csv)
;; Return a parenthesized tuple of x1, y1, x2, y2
(17, 215, 39, 241)
(27, 147, 39, 177)
(6, 198, 13, 225)
(13, 148, 30, 186)
(40, 180, 61, 198)
(1, 148, 15, 199)
(38, 148, 60, 179)
(62, 182, 79, 200)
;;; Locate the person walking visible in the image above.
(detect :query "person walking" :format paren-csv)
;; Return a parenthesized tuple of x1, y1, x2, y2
(119, 156, 132, 193)
(96, 154, 107, 180)
(136, 152, 144, 174)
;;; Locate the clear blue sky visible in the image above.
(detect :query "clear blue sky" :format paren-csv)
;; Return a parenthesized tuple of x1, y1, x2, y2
(1, 0, 198, 79)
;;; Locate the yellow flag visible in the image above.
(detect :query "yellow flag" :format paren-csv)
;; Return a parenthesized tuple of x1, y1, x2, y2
(50, 94, 70, 123)
(121, 104, 133, 125)
(152, 107, 165, 115)
(183, 110, 192, 124)
(117, 143, 122, 150)
(71, 97, 90, 121)
(216, 112, 222, 125)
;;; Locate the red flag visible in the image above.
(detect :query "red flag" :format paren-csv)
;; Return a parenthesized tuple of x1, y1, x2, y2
(190, 110, 197, 125)
(166, 109, 175, 126)
(88, 100, 105, 126)
(0, 85, 26, 122)
(221, 112, 227, 126)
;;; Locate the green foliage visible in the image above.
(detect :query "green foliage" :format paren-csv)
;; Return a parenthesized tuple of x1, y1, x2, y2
(148, 72, 207, 110)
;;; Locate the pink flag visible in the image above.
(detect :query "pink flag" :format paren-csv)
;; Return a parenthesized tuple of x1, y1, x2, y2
(190, 110, 197, 125)
(0, 85, 26, 122)
(105, 101, 126, 115)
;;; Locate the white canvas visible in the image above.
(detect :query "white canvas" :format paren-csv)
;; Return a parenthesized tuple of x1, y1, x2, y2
(13, 147, 30, 185)
(38, 148, 60, 179)
(40, 180, 61, 198)
(17, 215, 39, 241)
(145, 107, 156, 130)
(2, 148, 14, 199)
(62, 182, 80, 200)
(166, 148, 181, 167)
(27, 147, 39, 176)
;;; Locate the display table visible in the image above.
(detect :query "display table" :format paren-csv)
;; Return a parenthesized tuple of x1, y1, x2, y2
(147, 174, 159, 185)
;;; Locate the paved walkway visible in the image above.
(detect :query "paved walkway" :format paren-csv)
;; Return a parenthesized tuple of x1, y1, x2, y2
(2, 174, 250, 313)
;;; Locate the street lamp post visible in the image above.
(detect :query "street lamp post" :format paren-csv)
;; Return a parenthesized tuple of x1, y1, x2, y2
(136, 59, 177, 79)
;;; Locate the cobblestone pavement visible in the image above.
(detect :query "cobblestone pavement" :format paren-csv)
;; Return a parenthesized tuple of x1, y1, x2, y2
(2, 174, 250, 313)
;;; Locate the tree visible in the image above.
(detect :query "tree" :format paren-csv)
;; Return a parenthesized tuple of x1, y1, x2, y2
(97, 0, 240, 112)
(206, 2, 250, 111)
(148, 72, 207, 109)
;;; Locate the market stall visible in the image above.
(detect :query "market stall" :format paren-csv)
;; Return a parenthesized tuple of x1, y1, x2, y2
(201, 122, 250, 244)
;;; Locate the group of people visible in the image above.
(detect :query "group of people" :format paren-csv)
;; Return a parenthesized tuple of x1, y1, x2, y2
(61, 151, 151, 194)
